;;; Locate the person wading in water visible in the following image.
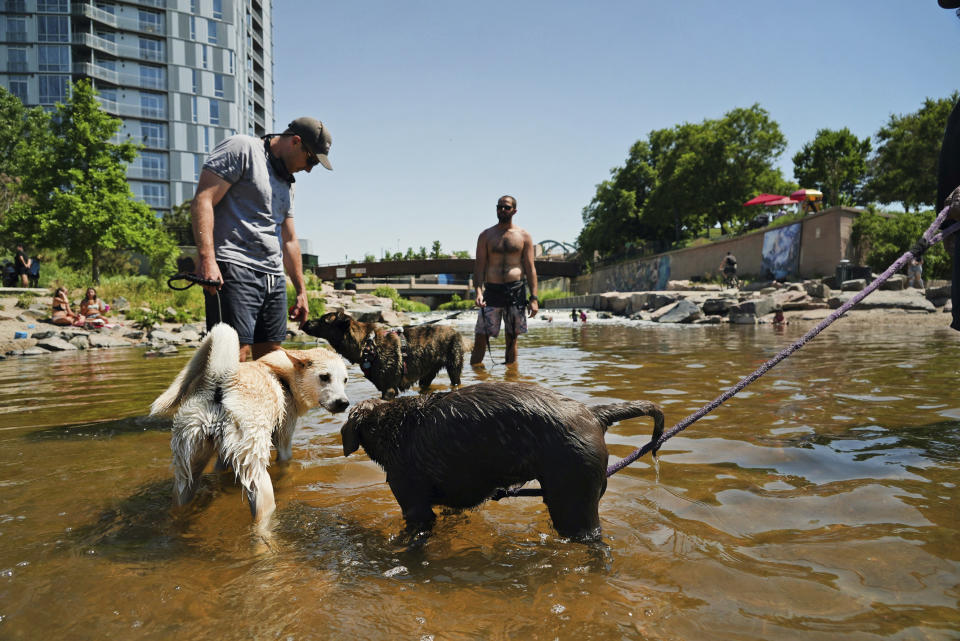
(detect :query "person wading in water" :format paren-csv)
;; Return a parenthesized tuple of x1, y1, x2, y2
(471, 195, 539, 366)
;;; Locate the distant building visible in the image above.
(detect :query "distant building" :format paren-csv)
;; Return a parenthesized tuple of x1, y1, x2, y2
(0, 0, 275, 215)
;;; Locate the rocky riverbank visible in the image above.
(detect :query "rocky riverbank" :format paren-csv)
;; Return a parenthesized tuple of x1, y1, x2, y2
(1, 276, 954, 359)
(0, 283, 411, 359)
(544, 275, 953, 324)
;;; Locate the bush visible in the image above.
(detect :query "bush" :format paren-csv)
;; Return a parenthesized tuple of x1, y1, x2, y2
(371, 285, 430, 312)
(851, 209, 950, 279)
(437, 293, 475, 311)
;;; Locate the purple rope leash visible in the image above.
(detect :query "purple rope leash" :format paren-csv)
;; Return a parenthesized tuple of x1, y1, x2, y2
(604, 205, 960, 477)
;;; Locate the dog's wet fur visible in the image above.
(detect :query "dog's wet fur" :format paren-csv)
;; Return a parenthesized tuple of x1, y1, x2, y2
(302, 310, 465, 399)
(150, 323, 350, 532)
(341, 381, 664, 540)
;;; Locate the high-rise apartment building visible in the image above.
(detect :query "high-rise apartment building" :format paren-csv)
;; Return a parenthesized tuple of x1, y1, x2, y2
(0, 0, 274, 214)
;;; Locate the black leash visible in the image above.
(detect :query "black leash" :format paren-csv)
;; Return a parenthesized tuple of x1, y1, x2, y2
(166, 272, 223, 324)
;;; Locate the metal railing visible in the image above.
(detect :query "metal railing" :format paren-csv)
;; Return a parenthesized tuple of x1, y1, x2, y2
(73, 3, 166, 36)
(127, 165, 168, 180)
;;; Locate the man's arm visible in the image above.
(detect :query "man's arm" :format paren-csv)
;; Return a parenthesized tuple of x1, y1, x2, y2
(281, 216, 309, 327)
(190, 169, 232, 294)
(474, 231, 488, 307)
(521, 230, 538, 317)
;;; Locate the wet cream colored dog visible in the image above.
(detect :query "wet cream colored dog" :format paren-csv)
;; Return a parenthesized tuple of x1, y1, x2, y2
(151, 323, 350, 530)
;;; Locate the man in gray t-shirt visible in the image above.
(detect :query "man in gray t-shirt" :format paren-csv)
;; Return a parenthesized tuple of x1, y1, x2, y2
(190, 117, 332, 361)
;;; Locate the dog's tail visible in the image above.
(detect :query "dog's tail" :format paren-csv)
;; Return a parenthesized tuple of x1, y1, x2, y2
(150, 323, 240, 416)
(591, 400, 665, 456)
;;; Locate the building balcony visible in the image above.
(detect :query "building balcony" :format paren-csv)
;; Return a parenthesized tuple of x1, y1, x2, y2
(72, 3, 166, 36)
(4, 32, 29, 42)
(74, 33, 166, 63)
(96, 96, 167, 120)
(1, 1, 27, 12)
(6, 61, 28, 72)
(74, 62, 166, 91)
(127, 165, 168, 180)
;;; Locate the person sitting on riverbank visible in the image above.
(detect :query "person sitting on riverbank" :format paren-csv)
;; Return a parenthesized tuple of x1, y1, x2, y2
(51, 287, 79, 326)
(78, 287, 109, 328)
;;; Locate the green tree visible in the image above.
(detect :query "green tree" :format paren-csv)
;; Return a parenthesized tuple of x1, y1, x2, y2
(578, 104, 791, 259)
(17, 80, 177, 283)
(864, 93, 958, 211)
(0, 86, 52, 245)
(363, 253, 376, 263)
(792, 128, 872, 207)
(162, 199, 194, 245)
(850, 208, 949, 279)
(430, 240, 442, 259)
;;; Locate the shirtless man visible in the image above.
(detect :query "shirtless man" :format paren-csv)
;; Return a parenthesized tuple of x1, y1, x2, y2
(471, 195, 538, 366)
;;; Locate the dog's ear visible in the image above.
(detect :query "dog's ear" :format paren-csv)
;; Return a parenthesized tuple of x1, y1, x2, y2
(284, 351, 310, 370)
(341, 418, 361, 456)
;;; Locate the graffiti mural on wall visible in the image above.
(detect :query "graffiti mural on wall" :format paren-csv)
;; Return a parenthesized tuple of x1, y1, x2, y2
(762, 223, 802, 280)
(600, 254, 671, 291)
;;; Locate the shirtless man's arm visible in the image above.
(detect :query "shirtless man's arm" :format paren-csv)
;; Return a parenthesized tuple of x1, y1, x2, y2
(521, 229, 538, 317)
(474, 229, 489, 307)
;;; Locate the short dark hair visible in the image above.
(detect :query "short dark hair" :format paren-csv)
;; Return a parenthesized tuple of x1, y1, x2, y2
(499, 195, 517, 209)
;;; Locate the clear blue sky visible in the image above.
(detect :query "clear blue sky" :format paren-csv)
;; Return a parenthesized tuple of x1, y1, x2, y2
(271, 1, 959, 264)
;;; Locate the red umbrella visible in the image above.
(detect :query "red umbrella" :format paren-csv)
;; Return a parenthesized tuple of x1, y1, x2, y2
(764, 196, 799, 206)
(790, 188, 823, 201)
(743, 193, 787, 206)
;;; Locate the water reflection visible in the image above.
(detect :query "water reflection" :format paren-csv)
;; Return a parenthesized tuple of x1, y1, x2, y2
(0, 316, 958, 639)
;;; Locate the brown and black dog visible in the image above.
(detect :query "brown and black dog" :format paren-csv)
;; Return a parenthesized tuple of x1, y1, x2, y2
(302, 310, 465, 399)
(340, 381, 664, 540)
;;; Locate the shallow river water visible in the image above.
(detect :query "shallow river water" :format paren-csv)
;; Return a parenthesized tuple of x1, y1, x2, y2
(1, 313, 959, 640)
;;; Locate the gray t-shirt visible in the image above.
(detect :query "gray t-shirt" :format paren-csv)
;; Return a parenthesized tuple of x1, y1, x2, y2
(203, 134, 293, 275)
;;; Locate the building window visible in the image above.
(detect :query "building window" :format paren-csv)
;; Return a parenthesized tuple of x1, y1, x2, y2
(212, 0, 223, 19)
(190, 0, 197, 14)
(207, 19, 217, 45)
(214, 73, 224, 98)
(7, 47, 27, 72)
(138, 9, 162, 34)
(194, 154, 202, 180)
(95, 3, 117, 15)
(204, 126, 210, 153)
(37, 15, 69, 42)
(139, 37, 163, 62)
(5, 17, 27, 42)
(9, 77, 28, 102)
(140, 92, 164, 119)
(138, 151, 167, 179)
(189, 16, 196, 40)
(141, 122, 166, 148)
(141, 182, 168, 208)
(209, 99, 219, 125)
(191, 95, 198, 123)
(228, 51, 234, 74)
(37, 0, 68, 11)
(38, 75, 69, 104)
(191, 69, 199, 94)
(139, 65, 164, 90)
(201, 44, 208, 69)
(38, 45, 70, 72)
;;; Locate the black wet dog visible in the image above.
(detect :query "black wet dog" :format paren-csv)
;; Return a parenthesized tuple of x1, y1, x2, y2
(341, 381, 664, 540)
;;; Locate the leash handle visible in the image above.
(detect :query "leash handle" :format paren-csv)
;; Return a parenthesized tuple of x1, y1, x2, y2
(167, 273, 222, 291)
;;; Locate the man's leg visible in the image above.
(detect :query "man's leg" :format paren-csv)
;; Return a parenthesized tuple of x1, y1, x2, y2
(470, 334, 488, 366)
(251, 341, 282, 361)
(504, 333, 518, 365)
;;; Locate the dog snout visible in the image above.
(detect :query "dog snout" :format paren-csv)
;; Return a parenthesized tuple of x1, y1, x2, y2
(328, 397, 350, 413)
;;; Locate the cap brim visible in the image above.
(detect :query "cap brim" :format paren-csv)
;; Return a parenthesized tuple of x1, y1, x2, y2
(939, 0, 960, 7)
(317, 154, 332, 171)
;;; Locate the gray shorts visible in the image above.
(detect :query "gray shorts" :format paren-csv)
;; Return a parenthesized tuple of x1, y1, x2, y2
(205, 261, 287, 344)
(475, 305, 527, 337)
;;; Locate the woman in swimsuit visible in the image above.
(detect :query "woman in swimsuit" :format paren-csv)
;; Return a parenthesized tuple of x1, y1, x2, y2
(79, 287, 108, 327)
(51, 287, 78, 326)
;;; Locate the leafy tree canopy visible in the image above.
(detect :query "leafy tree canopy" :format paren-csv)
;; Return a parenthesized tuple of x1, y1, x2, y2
(5, 80, 177, 282)
(864, 92, 958, 211)
(578, 104, 792, 260)
(792, 128, 872, 208)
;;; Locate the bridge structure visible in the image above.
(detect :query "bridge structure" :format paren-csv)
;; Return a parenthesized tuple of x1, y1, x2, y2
(311, 257, 580, 301)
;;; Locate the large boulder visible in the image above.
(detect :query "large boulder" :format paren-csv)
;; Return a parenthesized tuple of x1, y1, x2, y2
(702, 297, 734, 315)
(732, 296, 776, 318)
(88, 334, 134, 348)
(804, 281, 832, 299)
(647, 292, 680, 311)
(827, 289, 937, 312)
(880, 274, 906, 291)
(655, 298, 702, 323)
(841, 278, 867, 291)
(35, 336, 77, 351)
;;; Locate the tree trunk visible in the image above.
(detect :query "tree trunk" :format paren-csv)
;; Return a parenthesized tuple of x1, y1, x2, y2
(92, 244, 101, 285)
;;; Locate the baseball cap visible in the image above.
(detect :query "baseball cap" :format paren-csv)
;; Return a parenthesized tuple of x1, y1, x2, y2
(287, 117, 333, 170)
(939, 0, 960, 7)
